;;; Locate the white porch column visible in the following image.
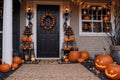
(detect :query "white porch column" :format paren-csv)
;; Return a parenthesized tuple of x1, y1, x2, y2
(2, 0, 13, 65)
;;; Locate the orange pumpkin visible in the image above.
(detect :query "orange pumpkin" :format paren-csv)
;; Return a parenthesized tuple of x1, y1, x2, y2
(64, 58, 69, 62)
(105, 64, 120, 80)
(27, 37, 32, 42)
(77, 58, 85, 63)
(95, 55, 113, 70)
(13, 56, 22, 65)
(21, 59, 25, 64)
(84, 16, 90, 20)
(0, 63, 11, 72)
(69, 51, 80, 62)
(103, 16, 109, 22)
(21, 36, 28, 42)
(64, 37, 70, 42)
(69, 36, 75, 41)
(11, 63, 19, 70)
(80, 51, 89, 60)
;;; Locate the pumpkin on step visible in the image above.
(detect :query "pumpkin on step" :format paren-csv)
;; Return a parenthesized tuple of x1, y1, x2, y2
(105, 64, 120, 80)
(0, 63, 11, 72)
(80, 50, 89, 60)
(69, 51, 80, 62)
(77, 57, 85, 63)
(64, 58, 69, 62)
(13, 56, 22, 65)
(11, 63, 19, 70)
(95, 55, 113, 70)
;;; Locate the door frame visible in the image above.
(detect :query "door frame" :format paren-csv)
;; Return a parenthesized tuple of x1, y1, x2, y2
(32, 1, 64, 59)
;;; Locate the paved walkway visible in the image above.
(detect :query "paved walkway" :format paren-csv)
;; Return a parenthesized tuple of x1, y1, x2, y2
(6, 64, 100, 80)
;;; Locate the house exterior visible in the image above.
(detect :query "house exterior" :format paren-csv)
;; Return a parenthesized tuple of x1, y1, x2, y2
(0, 0, 119, 65)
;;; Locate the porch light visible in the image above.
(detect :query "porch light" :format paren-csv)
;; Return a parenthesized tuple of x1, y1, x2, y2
(26, 7, 33, 20)
(63, 7, 70, 21)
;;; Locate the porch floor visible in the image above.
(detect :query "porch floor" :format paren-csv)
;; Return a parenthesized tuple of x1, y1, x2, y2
(6, 63, 100, 80)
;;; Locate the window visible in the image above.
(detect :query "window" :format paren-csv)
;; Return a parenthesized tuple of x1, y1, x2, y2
(79, 3, 112, 36)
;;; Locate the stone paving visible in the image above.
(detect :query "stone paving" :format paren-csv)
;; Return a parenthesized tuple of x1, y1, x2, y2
(6, 63, 100, 80)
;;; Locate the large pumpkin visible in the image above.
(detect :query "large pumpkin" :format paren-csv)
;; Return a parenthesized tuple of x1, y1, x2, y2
(21, 36, 28, 42)
(105, 64, 120, 80)
(95, 55, 113, 70)
(0, 63, 11, 72)
(80, 51, 89, 60)
(69, 51, 80, 62)
(11, 63, 19, 70)
(13, 56, 22, 65)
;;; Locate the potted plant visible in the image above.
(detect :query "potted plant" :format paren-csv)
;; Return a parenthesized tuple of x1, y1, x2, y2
(106, 0, 120, 64)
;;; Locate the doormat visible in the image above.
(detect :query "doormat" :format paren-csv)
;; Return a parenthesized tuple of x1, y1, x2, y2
(38, 60, 59, 64)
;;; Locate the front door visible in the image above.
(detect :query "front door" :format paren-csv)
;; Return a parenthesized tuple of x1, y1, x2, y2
(37, 5, 59, 58)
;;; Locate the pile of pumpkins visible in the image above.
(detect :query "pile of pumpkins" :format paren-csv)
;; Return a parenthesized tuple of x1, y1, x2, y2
(95, 54, 120, 80)
(0, 56, 24, 73)
(64, 50, 89, 63)
(21, 35, 32, 42)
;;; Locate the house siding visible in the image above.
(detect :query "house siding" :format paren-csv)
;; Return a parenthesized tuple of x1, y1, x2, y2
(70, 2, 110, 58)
(21, 0, 114, 58)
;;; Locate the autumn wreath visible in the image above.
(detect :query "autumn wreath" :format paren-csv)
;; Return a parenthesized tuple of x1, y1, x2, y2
(40, 13, 56, 30)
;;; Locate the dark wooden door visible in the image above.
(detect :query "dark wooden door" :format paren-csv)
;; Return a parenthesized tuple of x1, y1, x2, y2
(37, 5, 59, 58)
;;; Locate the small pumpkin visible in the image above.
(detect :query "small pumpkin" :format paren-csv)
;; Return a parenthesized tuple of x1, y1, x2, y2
(11, 63, 19, 70)
(80, 51, 89, 60)
(21, 36, 28, 42)
(95, 55, 113, 70)
(64, 58, 69, 62)
(13, 56, 22, 65)
(103, 16, 109, 22)
(27, 37, 32, 42)
(69, 51, 80, 62)
(21, 59, 25, 64)
(0, 63, 11, 72)
(77, 58, 85, 63)
(105, 64, 120, 80)
(84, 16, 90, 20)
(69, 36, 75, 41)
(64, 37, 70, 42)
(83, 24, 88, 30)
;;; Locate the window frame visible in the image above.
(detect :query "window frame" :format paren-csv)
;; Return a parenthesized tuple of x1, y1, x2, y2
(79, 2, 114, 36)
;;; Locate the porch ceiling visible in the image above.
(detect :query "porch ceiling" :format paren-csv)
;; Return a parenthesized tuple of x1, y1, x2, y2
(21, 0, 111, 3)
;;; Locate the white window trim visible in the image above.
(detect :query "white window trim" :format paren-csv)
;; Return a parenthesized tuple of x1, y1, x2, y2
(79, 2, 114, 36)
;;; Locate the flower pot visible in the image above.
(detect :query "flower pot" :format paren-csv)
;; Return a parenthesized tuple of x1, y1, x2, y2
(110, 46, 120, 64)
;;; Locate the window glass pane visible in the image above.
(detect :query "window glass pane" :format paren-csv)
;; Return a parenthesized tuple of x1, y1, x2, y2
(93, 22, 102, 32)
(82, 22, 92, 32)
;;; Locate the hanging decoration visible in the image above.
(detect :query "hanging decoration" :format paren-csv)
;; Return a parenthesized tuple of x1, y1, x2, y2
(40, 13, 56, 30)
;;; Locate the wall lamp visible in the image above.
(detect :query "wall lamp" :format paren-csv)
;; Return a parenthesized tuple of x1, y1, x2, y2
(26, 7, 33, 21)
(63, 7, 70, 21)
